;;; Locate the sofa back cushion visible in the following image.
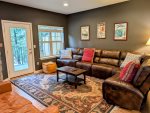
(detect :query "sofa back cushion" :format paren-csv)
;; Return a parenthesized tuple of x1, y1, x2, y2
(119, 61, 140, 82)
(73, 55, 82, 61)
(133, 59, 150, 87)
(66, 48, 83, 61)
(66, 48, 80, 54)
(120, 52, 142, 68)
(93, 49, 101, 63)
(78, 48, 84, 55)
(99, 50, 120, 66)
(60, 50, 72, 59)
(82, 48, 95, 63)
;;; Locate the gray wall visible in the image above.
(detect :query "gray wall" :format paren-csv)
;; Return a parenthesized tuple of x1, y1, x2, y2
(68, 0, 150, 52)
(0, 1, 68, 79)
(1, 0, 150, 79)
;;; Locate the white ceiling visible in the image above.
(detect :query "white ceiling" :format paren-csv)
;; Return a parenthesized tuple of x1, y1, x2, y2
(1, 0, 129, 14)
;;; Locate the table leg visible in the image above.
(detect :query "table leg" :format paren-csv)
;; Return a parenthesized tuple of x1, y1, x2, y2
(84, 74, 86, 84)
(57, 70, 59, 82)
(66, 74, 68, 81)
(75, 76, 77, 89)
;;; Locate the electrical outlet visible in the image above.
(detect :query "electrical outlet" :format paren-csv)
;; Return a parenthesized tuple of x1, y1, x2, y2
(37, 62, 40, 65)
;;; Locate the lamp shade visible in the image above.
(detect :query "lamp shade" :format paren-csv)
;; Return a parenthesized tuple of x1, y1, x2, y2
(146, 38, 150, 46)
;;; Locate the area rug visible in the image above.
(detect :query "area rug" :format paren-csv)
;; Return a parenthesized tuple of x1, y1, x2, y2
(11, 73, 114, 113)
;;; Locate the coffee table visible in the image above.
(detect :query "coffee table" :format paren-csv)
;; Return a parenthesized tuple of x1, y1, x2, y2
(57, 66, 87, 89)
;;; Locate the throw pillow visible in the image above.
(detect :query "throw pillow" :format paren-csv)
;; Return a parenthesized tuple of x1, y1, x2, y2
(82, 48, 95, 63)
(120, 52, 142, 68)
(119, 61, 140, 82)
(60, 50, 72, 59)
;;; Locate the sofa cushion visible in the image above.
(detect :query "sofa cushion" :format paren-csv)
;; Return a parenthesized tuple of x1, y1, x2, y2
(73, 55, 82, 61)
(95, 49, 102, 57)
(93, 49, 101, 63)
(99, 58, 119, 66)
(120, 52, 142, 68)
(78, 48, 84, 55)
(57, 59, 78, 67)
(76, 62, 92, 75)
(99, 50, 120, 66)
(92, 64, 121, 79)
(93, 57, 100, 63)
(119, 62, 140, 82)
(82, 48, 95, 63)
(66, 48, 80, 55)
(101, 50, 120, 59)
(60, 50, 72, 59)
(133, 59, 150, 87)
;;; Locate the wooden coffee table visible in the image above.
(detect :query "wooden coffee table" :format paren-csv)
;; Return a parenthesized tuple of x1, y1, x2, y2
(57, 66, 87, 89)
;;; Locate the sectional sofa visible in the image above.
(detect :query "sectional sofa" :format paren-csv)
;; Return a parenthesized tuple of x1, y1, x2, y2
(57, 48, 150, 111)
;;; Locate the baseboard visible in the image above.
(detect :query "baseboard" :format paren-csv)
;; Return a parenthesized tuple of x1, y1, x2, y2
(34, 69, 43, 74)
(3, 78, 10, 81)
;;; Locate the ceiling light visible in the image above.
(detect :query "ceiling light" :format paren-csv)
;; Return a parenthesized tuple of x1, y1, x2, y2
(63, 2, 69, 7)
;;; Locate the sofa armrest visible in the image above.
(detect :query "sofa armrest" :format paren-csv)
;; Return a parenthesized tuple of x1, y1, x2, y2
(102, 75, 144, 110)
(104, 75, 144, 98)
(133, 59, 150, 87)
(0, 81, 12, 94)
(42, 105, 59, 113)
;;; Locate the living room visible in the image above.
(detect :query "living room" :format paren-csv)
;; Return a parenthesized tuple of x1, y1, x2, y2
(0, 0, 150, 113)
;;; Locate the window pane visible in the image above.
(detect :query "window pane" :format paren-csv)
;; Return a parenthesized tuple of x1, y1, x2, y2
(52, 42, 62, 56)
(57, 42, 61, 55)
(39, 32, 50, 41)
(52, 32, 61, 41)
(39, 43, 50, 58)
(52, 43, 57, 55)
(38, 25, 64, 58)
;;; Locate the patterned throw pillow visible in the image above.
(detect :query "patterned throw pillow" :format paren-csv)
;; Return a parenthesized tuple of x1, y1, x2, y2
(120, 52, 142, 68)
(60, 50, 72, 59)
(119, 61, 140, 82)
(82, 48, 95, 63)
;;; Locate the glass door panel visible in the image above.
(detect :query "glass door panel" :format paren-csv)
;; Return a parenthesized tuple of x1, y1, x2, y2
(10, 28, 29, 71)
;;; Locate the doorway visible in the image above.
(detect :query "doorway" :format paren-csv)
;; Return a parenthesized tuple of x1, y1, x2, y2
(2, 20, 35, 78)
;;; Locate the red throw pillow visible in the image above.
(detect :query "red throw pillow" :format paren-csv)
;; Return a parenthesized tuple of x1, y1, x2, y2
(119, 61, 140, 82)
(82, 48, 95, 63)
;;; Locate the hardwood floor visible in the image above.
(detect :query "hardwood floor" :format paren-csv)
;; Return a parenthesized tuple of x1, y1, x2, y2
(12, 84, 46, 111)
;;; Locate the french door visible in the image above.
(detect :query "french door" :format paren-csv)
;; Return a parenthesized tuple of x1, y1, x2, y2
(2, 20, 35, 78)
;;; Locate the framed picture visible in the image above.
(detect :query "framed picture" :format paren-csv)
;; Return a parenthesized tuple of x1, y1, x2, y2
(81, 26, 90, 41)
(97, 22, 106, 39)
(114, 22, 128, 41)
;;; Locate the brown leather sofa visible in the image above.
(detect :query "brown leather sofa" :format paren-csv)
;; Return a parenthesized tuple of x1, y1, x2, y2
(57, 48, 83, 67)
(0, 81, 59, 113)
(103, 59, 150, 111)
(57, 48, 125, 79)
(57, 48, 150, 111)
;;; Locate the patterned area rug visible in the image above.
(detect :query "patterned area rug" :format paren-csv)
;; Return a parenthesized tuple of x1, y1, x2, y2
(11, 73, 114, 113)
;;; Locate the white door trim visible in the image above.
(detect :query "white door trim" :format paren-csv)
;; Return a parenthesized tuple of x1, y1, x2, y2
(1, 20, 35, 79)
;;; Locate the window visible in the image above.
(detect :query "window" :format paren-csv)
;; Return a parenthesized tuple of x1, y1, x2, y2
(38, 25, 64, 59)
